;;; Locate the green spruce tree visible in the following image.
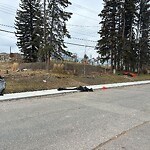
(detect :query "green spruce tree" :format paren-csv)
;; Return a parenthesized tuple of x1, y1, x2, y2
(136, 0, 150, 72)
(123, 0, 137, 71)
(97, 0, 140, 72)
(15, 0, 43, 62)
(44, 0, 72, 63)
(96, 0, 119, 71)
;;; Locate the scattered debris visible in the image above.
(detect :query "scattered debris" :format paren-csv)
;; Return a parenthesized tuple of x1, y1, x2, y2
(43, 80, 47, 83)
(23, 68, 28, 71)
(102, 86, 107, 90)
(57, 86, 93, 92)
(123, 72, 136, 77)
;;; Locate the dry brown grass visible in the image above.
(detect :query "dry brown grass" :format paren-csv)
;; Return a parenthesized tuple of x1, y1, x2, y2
(1, 62, 150, 94)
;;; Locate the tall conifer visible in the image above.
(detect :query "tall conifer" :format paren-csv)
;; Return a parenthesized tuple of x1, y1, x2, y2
(45, 0, 72, 63)
(15, 0, 43, 62)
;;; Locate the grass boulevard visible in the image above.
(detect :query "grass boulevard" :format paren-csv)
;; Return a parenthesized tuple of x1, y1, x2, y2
(0, 62, 150, 94)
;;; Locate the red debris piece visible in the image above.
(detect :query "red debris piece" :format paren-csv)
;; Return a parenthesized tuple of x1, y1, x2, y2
(123, 72, 136, 77)
(102, 86, 107, 90)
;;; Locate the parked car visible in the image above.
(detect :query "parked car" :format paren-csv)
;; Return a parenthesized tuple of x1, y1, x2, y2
(0, 76, 6, 96)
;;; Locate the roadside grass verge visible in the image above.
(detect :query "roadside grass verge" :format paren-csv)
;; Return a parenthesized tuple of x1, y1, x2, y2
(4, 71, 150, 94)
(1, 62, 150, 94)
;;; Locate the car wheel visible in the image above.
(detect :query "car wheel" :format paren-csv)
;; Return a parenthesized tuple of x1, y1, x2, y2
(0, 89, 5, 96)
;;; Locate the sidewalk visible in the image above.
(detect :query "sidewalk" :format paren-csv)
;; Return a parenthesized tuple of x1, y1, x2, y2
(0, 80, 150, 102)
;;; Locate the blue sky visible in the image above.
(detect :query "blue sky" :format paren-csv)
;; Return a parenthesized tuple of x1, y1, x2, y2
(0, 0, 103, 58)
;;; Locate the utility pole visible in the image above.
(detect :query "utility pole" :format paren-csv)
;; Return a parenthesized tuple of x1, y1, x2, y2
(44, 0, 51, 71)
(10, 46, 12, 54)
(48, 0, 55, 65)
(44, 0, 46, 44)
(44, 0, 47, 58)
(44, 0, 55, 70)
(83, 46, 87, 76)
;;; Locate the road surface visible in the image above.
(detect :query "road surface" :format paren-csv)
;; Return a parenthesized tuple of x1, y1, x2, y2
(0, 84, 150, 150)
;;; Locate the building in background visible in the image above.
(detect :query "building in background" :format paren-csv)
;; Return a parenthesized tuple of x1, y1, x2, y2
(0, 52, 22, 62)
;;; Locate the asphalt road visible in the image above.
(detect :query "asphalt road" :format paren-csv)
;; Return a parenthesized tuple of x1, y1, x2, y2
(0, 84, 150, 150)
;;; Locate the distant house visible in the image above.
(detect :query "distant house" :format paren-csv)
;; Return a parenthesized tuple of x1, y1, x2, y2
(0, 53, 10, 62)
(0, 53, 22, 62)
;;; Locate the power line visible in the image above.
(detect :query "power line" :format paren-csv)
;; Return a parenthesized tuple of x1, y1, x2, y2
(0, 23, 99, 38)
(0, 24, 14, 28)
(0, 29, 97, 48)
(70, 11, 99, 22)
(71, 2, 99, 14)
(67, 24, 99, 28)
(0, 2, 99, 22)
(71, 37, 97, 43)
(0, 4, 17, 15)
(0, 3, 18, 10)
(0, 29, 14, 34)
(0, 23, 98, 41)
(0, 6, 16, 13)
(69, 31, 97, 37)
(64, 42, 95, 48)
(0, 23, 99, 29)
(0, 9, 15, 16)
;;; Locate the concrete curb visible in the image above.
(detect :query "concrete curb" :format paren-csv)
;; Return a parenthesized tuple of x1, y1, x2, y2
(0, 80, 150, 102)
(87, 80, 150, 89)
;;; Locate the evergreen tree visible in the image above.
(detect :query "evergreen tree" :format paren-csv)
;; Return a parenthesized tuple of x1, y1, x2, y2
(96, 0, 146, 72)
(123, 0, 137, 71)
(136, 0, 150, 72)
(96, 0, 119, 71)
(45, 0, 72, 63)
(15, 0, 43, 62)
